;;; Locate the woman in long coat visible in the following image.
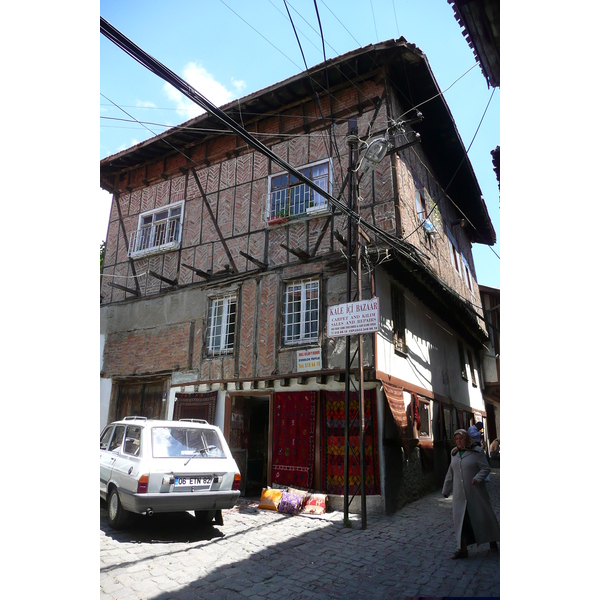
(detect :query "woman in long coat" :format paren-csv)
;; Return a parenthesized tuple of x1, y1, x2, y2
(442, 428, 500, 558)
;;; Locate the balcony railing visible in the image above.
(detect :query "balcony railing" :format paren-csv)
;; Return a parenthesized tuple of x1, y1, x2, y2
(266, 180, 329, 224)
(128, 219, 182, 257)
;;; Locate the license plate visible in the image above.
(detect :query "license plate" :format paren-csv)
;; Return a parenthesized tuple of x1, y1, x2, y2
(174, 476, 212, 487)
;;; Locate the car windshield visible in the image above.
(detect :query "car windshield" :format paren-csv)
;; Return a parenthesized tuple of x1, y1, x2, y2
(151, 427, 226, 458)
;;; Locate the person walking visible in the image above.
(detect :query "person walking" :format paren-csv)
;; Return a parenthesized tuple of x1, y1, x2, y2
(442, 428, 500, 559)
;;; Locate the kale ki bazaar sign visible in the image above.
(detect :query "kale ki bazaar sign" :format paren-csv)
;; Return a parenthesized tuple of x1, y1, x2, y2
(327, 298, 380, 338)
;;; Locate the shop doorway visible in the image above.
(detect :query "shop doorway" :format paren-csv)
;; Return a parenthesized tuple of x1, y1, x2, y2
(227, 395, 271, 497)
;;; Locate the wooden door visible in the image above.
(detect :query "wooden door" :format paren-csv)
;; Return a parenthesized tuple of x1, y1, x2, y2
(115, 381, 165, 420)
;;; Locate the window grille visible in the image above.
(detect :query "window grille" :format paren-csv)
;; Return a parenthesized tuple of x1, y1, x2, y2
(207, 294, 237, 355)
(129, 203, 183, 257)
(267, 161, 330, 222)
(283, 278, 319, 345)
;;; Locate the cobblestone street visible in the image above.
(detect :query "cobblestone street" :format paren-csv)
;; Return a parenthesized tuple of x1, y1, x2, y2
(100, 468, 500, 599)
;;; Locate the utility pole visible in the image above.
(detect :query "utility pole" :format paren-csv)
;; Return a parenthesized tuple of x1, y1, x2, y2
(344, 117, 367, 529)
(343, 120, 356, 526)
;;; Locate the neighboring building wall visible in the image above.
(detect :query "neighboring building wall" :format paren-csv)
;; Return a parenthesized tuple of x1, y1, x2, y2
(480, 286, 500, 441)
(375, 270, 486, 512)
(376, 272, 484, 411)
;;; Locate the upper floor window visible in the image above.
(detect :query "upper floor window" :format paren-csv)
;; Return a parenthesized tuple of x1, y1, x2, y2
(207, 293, 237, 356)
(283, 278, 319, 345)
(128, 202, 183, 258)
(267, 160, 330, 224)
(446, 227, 462, 278)
(465, 348, 478, 387)
(462, 255, 473, 291)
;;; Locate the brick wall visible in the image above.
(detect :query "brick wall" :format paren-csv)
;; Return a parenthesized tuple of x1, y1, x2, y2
(101, 71, 485, 381)
(103, 323, 192, 377)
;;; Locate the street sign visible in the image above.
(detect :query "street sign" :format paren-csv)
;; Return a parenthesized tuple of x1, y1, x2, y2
(327, 297, 379, 338)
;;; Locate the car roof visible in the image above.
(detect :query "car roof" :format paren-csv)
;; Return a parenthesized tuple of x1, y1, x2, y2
(108, 417, 219, 430)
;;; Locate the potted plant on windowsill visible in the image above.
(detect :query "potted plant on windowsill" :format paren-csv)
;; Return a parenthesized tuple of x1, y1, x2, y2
(267, 208, 290, 225)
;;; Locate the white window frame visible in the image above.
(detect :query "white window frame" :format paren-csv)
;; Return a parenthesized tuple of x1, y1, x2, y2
(206, 293, 237, 356)
(129, 201, 184, 258)
(446, 226, 462, 278)
(418, 398, 432, 439)
(461, 254, 473, 291)
(415, 188, 427, 222)
(283, 278, 320, 346)
(267, 159, 331, 223)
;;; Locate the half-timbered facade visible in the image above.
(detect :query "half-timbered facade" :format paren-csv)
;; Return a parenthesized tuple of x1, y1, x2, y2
(100, 38, 496, 513)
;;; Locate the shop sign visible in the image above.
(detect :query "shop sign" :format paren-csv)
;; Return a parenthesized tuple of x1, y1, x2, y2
(297, 348, 321, 372)
(327, 297, 379, 338)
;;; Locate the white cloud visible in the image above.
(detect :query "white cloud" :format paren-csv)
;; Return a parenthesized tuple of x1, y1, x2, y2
(231, 78, 246, 93)
(163, 61, 236, 120)
(136, 100, 157, 108)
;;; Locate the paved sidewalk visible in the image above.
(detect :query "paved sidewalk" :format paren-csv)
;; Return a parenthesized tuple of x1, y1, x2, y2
(100, 468, 500, 599)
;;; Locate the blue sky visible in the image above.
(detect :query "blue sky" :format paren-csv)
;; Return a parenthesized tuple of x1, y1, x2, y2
(100, 0, 500, 288)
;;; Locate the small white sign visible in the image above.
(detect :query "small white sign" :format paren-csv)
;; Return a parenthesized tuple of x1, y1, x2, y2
(297, 348, 322, 372)
(327, 297, 380, 338)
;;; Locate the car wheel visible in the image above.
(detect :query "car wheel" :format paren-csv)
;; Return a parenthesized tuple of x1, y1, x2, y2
(107, 488, 129, 530)
(194, 509, 216, 526)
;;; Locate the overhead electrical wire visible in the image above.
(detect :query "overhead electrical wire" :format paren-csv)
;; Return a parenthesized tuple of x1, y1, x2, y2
(312, 0, 346, 175)
(100, 17, 413, 260)
(281, 0, 345, 187)
(402, 87, 497, 243)
(100, 16, 492, 326)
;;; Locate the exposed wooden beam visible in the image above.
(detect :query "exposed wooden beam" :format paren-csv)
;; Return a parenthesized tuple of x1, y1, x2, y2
(181, 263, 212, 279)
(311, 214, 332, 258)
(333, 229, 347, 246)
(240, 251, 268, 269)
(148, 270, 178, 286)
(113, 182, 141, 297)
(280, 244, 310, 261)
(190, 168, 239, 274)
(108, 282, 139, 296)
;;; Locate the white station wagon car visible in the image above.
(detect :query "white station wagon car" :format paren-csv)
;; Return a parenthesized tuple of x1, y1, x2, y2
(100, 417, 241, 529)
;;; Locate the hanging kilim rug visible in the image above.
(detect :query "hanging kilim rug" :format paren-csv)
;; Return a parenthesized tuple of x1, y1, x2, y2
(271, 391, 316, 489)
(320, 389, 380, 495)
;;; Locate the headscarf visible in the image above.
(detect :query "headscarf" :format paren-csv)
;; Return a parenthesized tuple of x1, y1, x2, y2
(453, 428, 472, 446)
(451, 428, 473, 456)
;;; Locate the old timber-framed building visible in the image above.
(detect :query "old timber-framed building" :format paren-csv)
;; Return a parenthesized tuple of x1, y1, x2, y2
(100, 37, 496, 514)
